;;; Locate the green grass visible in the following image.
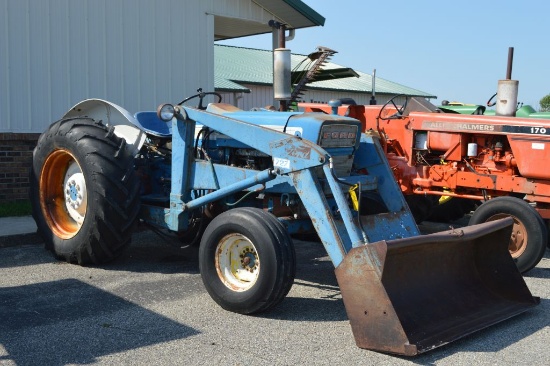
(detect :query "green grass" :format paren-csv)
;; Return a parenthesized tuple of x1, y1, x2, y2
(0, 200, 32, 218)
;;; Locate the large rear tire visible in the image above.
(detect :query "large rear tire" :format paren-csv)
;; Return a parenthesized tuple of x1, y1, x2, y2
(199, 208, 296, 314)
(468, 196, 546, 273)
(30, 118, 140, 264)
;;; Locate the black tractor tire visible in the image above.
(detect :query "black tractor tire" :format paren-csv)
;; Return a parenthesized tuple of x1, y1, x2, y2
(199, 207, 296, 314)
(427, 197, 477, 223)
(30, 118, 140, 265)
(468, 196, 547, 273)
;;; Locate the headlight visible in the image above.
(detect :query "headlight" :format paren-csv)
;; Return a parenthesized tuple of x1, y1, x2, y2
(157, 104, 176, 122)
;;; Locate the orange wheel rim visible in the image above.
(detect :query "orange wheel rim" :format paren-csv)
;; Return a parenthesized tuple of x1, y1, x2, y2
(40, 150, 87, 239)
(486, 213, 527, 258)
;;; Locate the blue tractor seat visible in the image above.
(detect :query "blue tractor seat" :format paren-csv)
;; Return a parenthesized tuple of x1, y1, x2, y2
(134, 111, 172, 138)
(134, 104, 245, 138)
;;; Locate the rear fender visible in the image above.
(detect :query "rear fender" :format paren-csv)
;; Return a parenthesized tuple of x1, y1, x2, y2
(63, 99, 147, 154)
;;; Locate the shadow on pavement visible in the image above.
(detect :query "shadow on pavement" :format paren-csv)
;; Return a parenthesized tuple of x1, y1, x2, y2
(0, 279, 199, 365)
(407, 298, 549, 364)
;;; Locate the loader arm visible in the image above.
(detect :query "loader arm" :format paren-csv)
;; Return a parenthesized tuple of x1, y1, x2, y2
(168, 106, 368, 266)
(166, 105, 538, 356)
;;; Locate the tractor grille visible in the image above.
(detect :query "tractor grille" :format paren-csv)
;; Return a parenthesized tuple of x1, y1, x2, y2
(318, 123, 357, 178)
(319, 124, 358, 148)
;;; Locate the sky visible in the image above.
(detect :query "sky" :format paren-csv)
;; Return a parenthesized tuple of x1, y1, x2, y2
(217, 0, 550, 108)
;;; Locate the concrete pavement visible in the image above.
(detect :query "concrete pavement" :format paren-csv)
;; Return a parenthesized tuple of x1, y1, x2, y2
(0, 215, 40, 247)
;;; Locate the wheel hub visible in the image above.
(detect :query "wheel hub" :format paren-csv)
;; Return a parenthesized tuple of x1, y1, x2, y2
(241, 248, 257, 272)
(216, 234, 260, 291)
(487, 213, 527, 257)
(63, 161, 87, 225)
(65, 179, 84, 209)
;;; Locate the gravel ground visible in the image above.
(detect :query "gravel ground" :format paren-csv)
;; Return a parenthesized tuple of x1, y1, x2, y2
(0, 228, 548, 366)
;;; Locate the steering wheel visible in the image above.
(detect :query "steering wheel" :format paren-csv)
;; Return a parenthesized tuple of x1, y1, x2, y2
(178, 88, 222, 110)
(378, 94, 410, 120)
(487, 92, 497, 107)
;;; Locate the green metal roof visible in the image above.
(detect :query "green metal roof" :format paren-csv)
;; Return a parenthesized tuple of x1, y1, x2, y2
(214, 45, 436, 98)
(214, 45, 357, 89)
(214, 75, 251, 93)
(307, 70, 437, 98)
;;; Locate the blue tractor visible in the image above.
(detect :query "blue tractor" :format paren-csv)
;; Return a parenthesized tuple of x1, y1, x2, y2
(30, 90, 539, 356)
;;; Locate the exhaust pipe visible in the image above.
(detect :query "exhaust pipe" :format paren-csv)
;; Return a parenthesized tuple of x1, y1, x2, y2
(496, 47, 519, 116)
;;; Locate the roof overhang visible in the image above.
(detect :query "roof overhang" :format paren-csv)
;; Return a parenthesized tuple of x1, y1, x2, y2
(214, 0, 325, 40)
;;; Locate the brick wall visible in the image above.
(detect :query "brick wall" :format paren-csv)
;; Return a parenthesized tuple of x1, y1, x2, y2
(0, 133, 41, 204)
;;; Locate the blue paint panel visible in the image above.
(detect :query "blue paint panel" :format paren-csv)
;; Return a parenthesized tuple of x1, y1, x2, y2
(360, 212, 419, 242)
(212, 110, 361, 147)
(191, 161, 295, 193)
(184, 169, 275, 212)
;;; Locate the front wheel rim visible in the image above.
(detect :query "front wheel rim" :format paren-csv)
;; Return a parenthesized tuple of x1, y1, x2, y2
(40, 149, 87, 239)
(215, 234, 260, 291)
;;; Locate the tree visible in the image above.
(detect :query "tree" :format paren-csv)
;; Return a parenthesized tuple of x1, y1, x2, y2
(540, 94, 550, 112)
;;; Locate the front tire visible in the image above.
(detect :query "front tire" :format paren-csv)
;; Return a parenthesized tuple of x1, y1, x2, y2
(199, 208, 296, 314)
(30, 118, 140, 264)
(468, 196, 547, 273)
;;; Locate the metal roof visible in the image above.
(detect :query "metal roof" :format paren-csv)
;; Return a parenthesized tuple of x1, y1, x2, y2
(214, 75, 251, 93)
(215, 45, 357, 86)
(307, 70, 437, 98)
(214, 45, 437, 98)
(214, 0, 325, 40)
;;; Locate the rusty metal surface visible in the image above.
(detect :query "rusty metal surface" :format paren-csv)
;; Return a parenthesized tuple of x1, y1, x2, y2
(335, 218, 539, 356)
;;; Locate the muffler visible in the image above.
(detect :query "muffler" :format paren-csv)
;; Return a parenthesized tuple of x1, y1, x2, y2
(335, 217, 539, 356)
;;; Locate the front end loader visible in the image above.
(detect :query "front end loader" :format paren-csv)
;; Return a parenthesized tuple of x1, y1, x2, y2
(301, 96, 550, 274)
(30, 91, 539, 356)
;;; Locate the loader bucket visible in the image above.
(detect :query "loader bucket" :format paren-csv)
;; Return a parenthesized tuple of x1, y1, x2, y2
(335, 217, 539, 356)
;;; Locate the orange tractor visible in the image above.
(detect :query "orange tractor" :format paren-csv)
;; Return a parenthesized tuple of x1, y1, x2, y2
(300, 96, 549, 273)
